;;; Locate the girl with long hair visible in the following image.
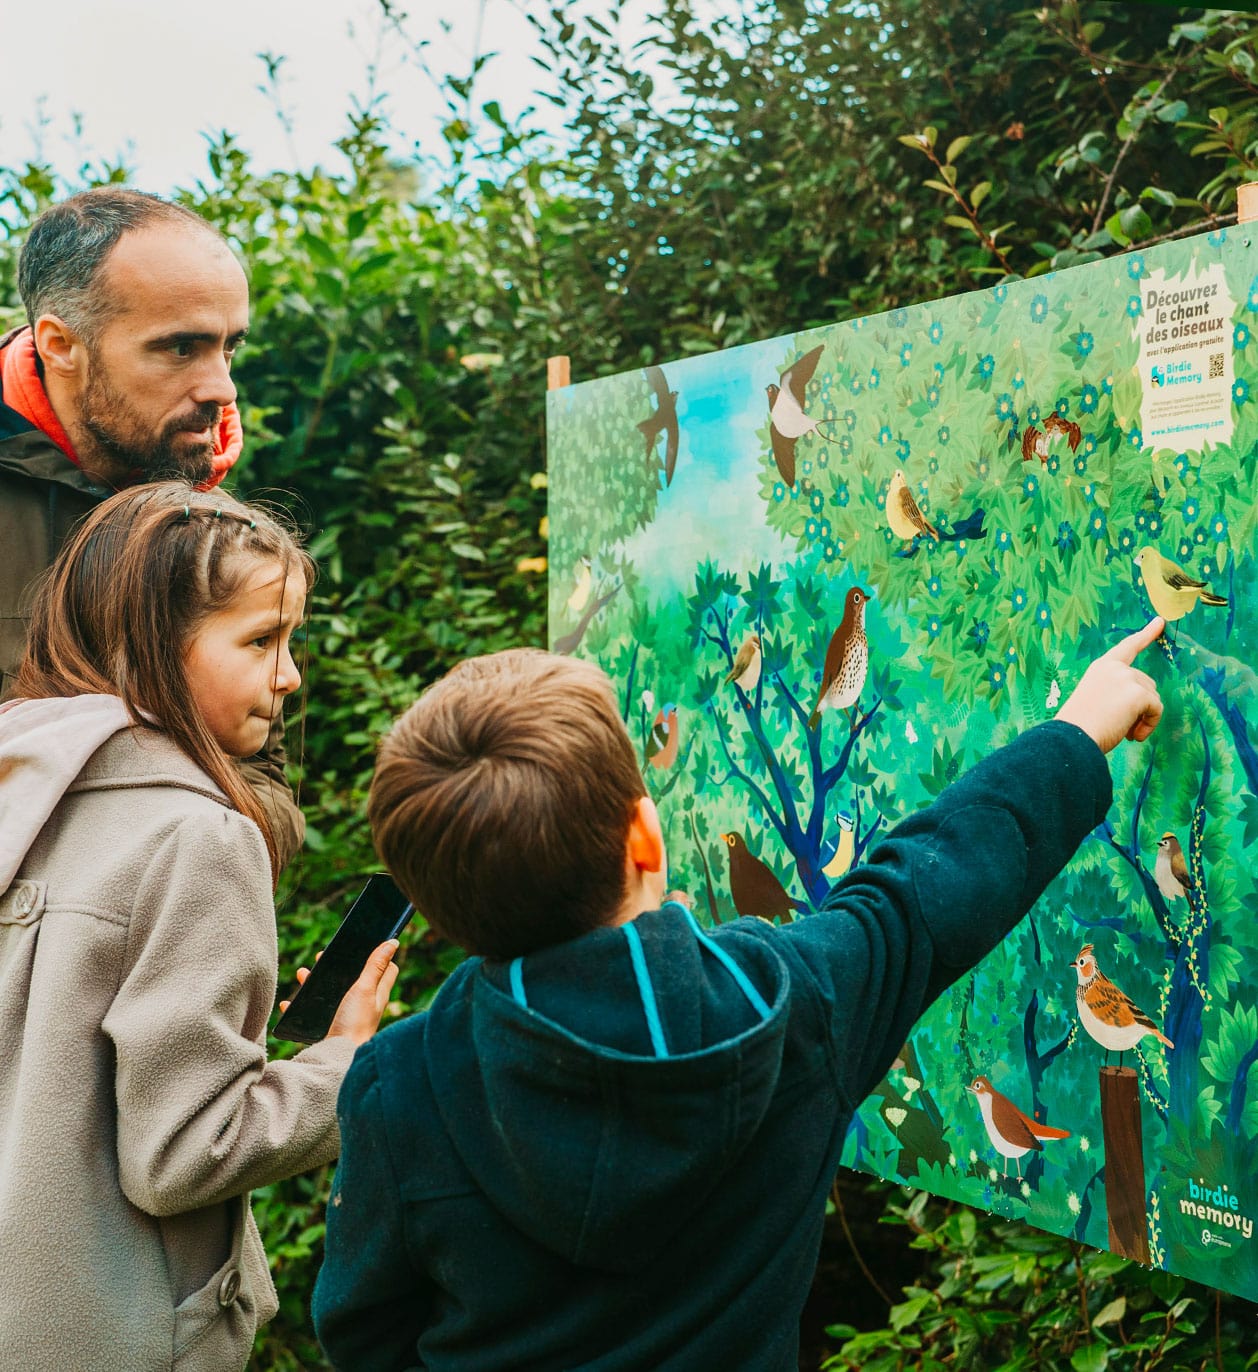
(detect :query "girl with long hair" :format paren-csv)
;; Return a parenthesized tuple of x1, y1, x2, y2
(0, 481, 398, 1372)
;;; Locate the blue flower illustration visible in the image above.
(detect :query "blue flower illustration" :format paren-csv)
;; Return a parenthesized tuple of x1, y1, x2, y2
(1236, 322, 1251, 349)
(929, 320, 944, 343)
(1035, 601, 1052, 628)
(1126, 295, 1142, 318)
(849, 376, 863, 395)
(927, 615, 942, 639)
(988, 664, 1007, 692)
(996, 528, 1011, 550)
(1089, 510, 1107, 540)
(970, 620, 991, 649)
(838, 434, 853, 456)
(1055, 396, 1070, 417)
(933, 362, 945, 382)
(1047, 453, 1061, 476)
(1174, 452, 1190, 478)
(1056, 520, 1077, 553)
(937, 424, 951, 445)
(833, 481, 850, 507)
(1083, 482, 1095, 502)
(1128, 426, 1143, 450)
(1027, 403, 1041, 426)
(806, 518, 819, 539)
(819, 519, 832, 540)
(1012, 586, 1028, 612)
(928, 576, 942, 597)
(1011, 369, 1026, 391)
(1234, 378, 1250, 405)
(1194, 525, 1207, 546)
(1075, 331, 1094, 358)
(1183, 497, 1199, 523)
(1211, 512, 1229, 541)
(993, 284, 1008, 303)
(926, 384, 941, 408)
(810, 490, 825, 513)
(890, 307, 908, 327)
(1208, 229, 1227, 247)
(977, 353, 995, 379)
(1030, 294, 1049, 323)
(844, 409, 857, 431)
(1118, 527, 1135, 553)
(1023, 473, 1040, 499)
(1079, 384, 1098, 414)
(977, 456, 990, 478)
(1148, 512, 1162, 539)
(928, 457, 939, 474)
(899, 342, 913, 367)
(896, 438, 911, 461)
(868, 367, 881, 390)
(1126, 254, 1145, 280)
(773, 482, 786, 502)
(1101, 374, 1114, 394)
(878, 424, 893, 445)
(1083, 432, 1098, 456)
(1248, 277, 1258, 312)
(995, 393, 1015, 422)
(1074, 453, 1087, 475)
(1178, 538, 1193, 561)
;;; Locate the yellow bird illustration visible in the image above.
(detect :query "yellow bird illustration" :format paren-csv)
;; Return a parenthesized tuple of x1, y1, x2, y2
(1134, 546, 1227, 624)
(887, 469, 940, 545)
(821, 812, 854, 879)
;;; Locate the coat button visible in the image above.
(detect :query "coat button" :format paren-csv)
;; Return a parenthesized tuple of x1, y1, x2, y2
(14, 887, 33, 916)
(218, 1268, 241, 1307)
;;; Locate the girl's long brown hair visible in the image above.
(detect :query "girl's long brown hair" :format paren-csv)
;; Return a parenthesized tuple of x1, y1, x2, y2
(17, 481, 314, 880)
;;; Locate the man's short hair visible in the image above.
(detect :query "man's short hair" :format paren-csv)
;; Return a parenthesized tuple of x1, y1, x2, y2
(369, 649, 647, 961)
(18, 187, 227, 343)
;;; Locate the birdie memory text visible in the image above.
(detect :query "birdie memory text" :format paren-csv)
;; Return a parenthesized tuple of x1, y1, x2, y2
(1179, 1179, 1254, 1242)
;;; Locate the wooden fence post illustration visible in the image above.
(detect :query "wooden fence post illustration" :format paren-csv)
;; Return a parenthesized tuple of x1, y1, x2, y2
(1100, 1066, 1150, 1263)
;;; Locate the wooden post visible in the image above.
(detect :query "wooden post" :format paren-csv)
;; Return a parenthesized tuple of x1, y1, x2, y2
(547, 355, 571, 390)
(1099, 1067, 1150, 1263)
(1238, 182, 1258, 225)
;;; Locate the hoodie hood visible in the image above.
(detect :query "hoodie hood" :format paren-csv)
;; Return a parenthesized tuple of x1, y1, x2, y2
(0, 326, 242, 489)
(0, 696, 139, 892)
(425, 903, 791, 1273)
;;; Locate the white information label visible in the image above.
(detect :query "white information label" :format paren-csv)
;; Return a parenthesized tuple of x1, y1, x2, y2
(1137, 263, 1233, 453)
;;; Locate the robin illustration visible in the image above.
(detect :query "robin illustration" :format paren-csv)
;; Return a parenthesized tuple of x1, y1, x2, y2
(725, 633, 762, 692)
(886, 469, 940, 545)
(1071, 944, 1174, 1069)
(1154, 832, 1194, 903)
(1134, 546, 1228, 625)
(721, 832, 807, 923)
(566, 556, 592, 616)
(821, 811, 854, 879)
(646, 704, 679, 770)
(637, 365, 680, 486)
(808, 587, 872, 730)
(766, 344, 832, 486)
(968, 1076, 1071, 1178)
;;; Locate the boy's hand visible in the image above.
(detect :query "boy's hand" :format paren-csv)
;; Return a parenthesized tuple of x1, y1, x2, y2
(1055, 617, 1165, 754)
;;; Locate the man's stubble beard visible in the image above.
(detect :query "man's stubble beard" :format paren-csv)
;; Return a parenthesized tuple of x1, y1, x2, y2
(78, 354, 218, 487)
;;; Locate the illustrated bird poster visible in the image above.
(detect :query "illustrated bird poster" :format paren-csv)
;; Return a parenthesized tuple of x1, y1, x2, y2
(545, 225, 1258, 1302)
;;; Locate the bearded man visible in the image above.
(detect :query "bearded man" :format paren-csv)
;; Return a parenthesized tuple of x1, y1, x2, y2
(0, 186, 305, 867)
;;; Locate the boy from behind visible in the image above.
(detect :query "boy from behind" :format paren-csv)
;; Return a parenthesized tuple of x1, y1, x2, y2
(314, 625, 1163, 1371)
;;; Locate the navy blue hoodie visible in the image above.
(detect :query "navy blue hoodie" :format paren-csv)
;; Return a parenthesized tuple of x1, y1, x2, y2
(312, 721, 1111, 1370)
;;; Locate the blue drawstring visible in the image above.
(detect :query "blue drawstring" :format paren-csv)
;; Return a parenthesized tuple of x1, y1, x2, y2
(508, 956, 528, 1009)
(623, 922, 670, 1058)
(682, 909, 772, 1020)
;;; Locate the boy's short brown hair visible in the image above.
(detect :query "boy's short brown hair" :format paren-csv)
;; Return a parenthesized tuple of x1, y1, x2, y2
(369, 648, 647, 960)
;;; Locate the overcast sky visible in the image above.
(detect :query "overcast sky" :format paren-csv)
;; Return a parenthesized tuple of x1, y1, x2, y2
(0, 0, 559, 194)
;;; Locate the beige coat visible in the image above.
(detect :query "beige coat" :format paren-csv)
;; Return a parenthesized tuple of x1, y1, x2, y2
(0, 696, 357, 1371)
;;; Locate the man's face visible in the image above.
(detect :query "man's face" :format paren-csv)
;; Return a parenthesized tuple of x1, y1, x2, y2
(72, 224, 249, 484)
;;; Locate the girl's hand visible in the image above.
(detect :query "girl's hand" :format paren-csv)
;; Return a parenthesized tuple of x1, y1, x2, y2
(322, 940, 401, 1047)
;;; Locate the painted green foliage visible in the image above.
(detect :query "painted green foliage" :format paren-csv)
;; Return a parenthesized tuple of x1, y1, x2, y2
(547, 227, 1258, 1302)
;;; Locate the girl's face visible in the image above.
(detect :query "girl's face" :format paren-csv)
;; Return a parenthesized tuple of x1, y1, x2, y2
(183, 556, 305, 757)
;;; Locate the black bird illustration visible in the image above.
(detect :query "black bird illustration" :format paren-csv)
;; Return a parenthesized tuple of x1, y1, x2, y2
(721, 832, 807, 923)
(637, 366, 680, 486)
(766, 344, 832, 486)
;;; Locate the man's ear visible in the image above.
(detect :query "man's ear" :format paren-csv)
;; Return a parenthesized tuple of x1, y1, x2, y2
(32, 313, 88, 380)
(626, 795, 665, 875)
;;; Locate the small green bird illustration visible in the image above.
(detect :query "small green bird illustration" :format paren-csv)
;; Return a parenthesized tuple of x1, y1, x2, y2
(886, 469, 940, 545)
(1154, 832, 1194, 903)
(721, 832, 806, 923)
(1134, 546, 1227, 624)
(808, 587, 872, 730)
(566, 556, 592, 616)
(821, 811, 854, 879)
(646, 704, 679, 770)
(725, 633, 762, 691)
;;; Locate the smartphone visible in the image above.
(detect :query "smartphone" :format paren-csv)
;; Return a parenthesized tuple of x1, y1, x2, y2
(273, 873, 414, 1044)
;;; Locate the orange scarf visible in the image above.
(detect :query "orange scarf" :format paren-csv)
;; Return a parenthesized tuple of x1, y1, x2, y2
(1, 326, 242, 489)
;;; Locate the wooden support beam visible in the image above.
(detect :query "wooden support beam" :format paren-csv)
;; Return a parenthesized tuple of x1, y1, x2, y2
(547, 355, 571, 390)
(1099, 1066, 1150, 1264)
(1238, 182, 1258, 225)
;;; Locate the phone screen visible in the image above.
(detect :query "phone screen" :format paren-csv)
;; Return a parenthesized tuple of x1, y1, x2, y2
(273, 873, 414, 1044)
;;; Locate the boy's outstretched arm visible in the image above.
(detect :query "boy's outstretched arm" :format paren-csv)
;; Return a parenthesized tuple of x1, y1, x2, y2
(775, 618, 1164, 1111)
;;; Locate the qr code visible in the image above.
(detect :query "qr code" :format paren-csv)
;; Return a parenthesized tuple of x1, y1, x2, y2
(1209, 352, 1224, 379)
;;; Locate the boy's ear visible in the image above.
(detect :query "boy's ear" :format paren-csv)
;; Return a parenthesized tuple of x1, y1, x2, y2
(626, 795, 665, 874)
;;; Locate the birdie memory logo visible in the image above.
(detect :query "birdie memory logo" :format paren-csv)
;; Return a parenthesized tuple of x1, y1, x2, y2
(1178, 1176, 1254, 1248)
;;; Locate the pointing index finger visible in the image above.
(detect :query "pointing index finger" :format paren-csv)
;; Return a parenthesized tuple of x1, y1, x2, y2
(1107, 617, 1165, 664)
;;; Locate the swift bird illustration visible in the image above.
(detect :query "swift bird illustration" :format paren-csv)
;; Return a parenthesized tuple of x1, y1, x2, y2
(968, 1076, 1071, 1179)
(637, 365, 680, 486)
(566, 556, 592, 616)
(645, 704, 679, 770)
(553, 582, 622, 656)
(1134, 546, 1228, 626)
(886, 468, 941, 546)
(1154, 832, 1194, 904)
(766, 344, 833, 486)
(808, 586, 872, 730)
(1071, 944, 1174, 1069)
(725, 633, 762, 692)
(721, 832, 807, 923)
(821, 811, 854, 879)
(1022, 412, 1082, 464)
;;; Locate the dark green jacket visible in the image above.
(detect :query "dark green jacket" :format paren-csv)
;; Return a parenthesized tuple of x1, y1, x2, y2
(0, 336, 305, 870)
(312, 720, 1111, 1371)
